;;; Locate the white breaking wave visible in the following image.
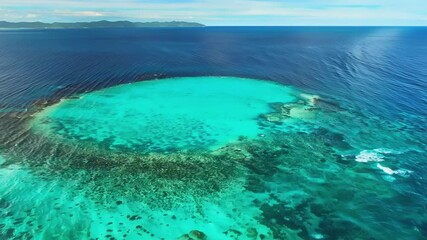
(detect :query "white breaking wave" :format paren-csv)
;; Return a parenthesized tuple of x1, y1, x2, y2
(377, 163, 413, 176)
(355, 149, 387, 162)
(355, 149, 413, 178)
(376, 163, 395, 174)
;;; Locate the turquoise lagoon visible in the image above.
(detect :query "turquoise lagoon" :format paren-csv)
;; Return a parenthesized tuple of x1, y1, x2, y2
(0, 77, 425, 239)
(31, 77, 300, 152)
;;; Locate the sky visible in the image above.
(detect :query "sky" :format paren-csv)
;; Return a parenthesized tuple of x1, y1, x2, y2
(0, 0, 426, 26)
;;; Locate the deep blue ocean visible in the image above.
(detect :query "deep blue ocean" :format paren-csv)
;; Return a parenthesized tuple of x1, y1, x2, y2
(1, 27, 426, 118)
(0, 27, 426, 239)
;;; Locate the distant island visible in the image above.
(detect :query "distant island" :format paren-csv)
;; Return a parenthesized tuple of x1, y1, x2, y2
(0, 20, 205, 29)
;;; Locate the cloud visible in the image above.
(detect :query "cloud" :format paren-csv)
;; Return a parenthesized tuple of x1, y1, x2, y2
(320, 4, 382, 9)
(0, 0, 426, 25)
(53, 10, 105, 17)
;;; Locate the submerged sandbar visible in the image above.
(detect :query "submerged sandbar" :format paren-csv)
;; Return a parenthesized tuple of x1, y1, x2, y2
(31, 76, 302, 152)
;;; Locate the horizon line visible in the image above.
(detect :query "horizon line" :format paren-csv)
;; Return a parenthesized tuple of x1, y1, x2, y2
(1, 20, 426, 27)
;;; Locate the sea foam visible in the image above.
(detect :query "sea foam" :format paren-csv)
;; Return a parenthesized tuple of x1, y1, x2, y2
(355, 149, 385, 162)
(377, 163, 413, 176)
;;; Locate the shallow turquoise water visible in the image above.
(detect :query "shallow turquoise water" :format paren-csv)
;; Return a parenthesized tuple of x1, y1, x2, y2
(32, 77, 299, 152)
(0, 76, 425, 239)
